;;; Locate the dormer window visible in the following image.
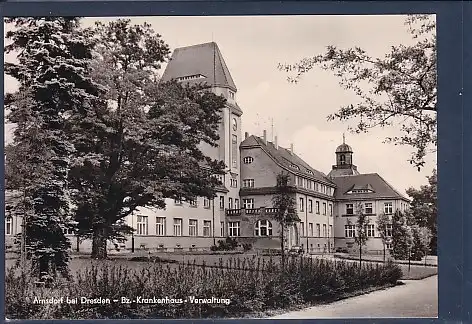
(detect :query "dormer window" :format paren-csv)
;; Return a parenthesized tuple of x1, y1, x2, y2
(176, 74, 206, 81)
(306, 170, 314, 175)
(347, 188, 374, 194)
(243, 156, 254, 164)
(290, 164, 300, 170)
(229, 91, 235, 99)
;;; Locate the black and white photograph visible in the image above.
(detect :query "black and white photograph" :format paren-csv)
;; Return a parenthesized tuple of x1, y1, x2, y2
(4, 14, 438, 319)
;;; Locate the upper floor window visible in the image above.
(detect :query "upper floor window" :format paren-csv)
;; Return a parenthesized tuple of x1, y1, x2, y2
(229, 91, 235, 100)
(243, 198, 254, 209)
(219, 196, 225, 210)
(364, 203, 373, 214)
(232, 117, 237, 130)
(346, 204, 354, 215)
(299, 197, 304, 212)
(254, 220, 273, 236)
(290, 164, 300, 170)
(308, 199, 313, 213)
(322, 202, 327, 215)
(203, 197, 211, 209)
(230, 178, 238, 188)
(242, 179, 255, 188)
(243, 156, 254, 164)
(345, 225, 355, 238)
(329, 204, 333, 216)
(386, 224, 393, 237)
(316, 201, 320, 214)
(384, 202, 393, 214)
(189, 199, 197, 207)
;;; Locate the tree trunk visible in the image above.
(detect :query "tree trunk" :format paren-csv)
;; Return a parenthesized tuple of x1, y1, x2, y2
(91, 227, 108, 259)
(359, 245, 362, 269)
(383, 243, 386, 263)
(280, 222, 285, 271)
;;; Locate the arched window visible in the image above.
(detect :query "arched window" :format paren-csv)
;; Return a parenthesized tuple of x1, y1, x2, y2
(5, 216, 13, 235)
(254, 220, 273, 236)
(340, 154, 346, 165)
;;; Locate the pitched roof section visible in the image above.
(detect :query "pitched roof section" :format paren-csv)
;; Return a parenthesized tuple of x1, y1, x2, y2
(240, 135, 334, 185)
(332, 173, 407, 201)
(161, 42, 237, 92)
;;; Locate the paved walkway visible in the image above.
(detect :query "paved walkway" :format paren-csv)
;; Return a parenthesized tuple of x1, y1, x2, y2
(272, 275, 438, 318)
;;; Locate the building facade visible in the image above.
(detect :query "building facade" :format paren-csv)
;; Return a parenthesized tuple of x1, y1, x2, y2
(4, 42, 410, 254)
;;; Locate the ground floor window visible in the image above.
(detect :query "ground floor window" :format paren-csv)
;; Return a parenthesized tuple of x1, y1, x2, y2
(156, 217, 166, 236)
(203, 220, 211, 237)
(137, 216, 148, 235)
(220, 221, 225, 237)
(189, 219, 198, 236)
(6, 217, 14, 235)
(173, 218, 182, 236)
(228, 222, 240, 237)
(345, 225, 355, 238)
(386, 242, 393, 250)
(366, 224, 375, 237)
(386, 224, 393, 237)
(254, 220, 272, 236)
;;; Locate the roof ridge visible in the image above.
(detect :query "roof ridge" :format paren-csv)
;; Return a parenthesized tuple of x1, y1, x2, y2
(374, 173, 407, 199)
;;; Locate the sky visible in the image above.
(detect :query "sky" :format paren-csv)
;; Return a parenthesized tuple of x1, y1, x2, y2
(3, 15, 437, 196)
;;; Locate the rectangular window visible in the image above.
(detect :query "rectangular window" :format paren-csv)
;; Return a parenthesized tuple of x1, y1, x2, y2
(309, 223, 313, 237)
(203, 197, 210, 209)
(329, 204, 333, 216)
(323, 224, 327, 237)
(243, 179, 255, 188)
(367, 224, 375, 237)
(228, 197, 233, 209)
(136, 216, 148, 235)
(174, 198, 182, 205)
(173, 218, 182, 236)
(235, 199, 240, 209)
(228, 222, 240, 237)
(329, 225, 333, 237)
(345, 225, 356, 238)
(189, 199, 197, 207)
(300, 222, 305, 236)
(322, 202, 327, 215)
(156, 217, 166, 236)
(308, 199, 313, 213)
(220, 221, 225, 237)
(243, 198, 254, 209)
(386, 242, 393, 250)
(316, 223, 321, 237)
(189, 219, 198, 236)
(230, 178, 238, 188)
(365, 203, 373, 214)
(384, 202, 393, 214)
(231, 135, 238, 168)
(219, 196, 224, 210)
(346, 204, 354, 215)
(299, 197, 304, 212)
(315, 183, 319, 192)
(5, 217, 12, 235)
(316, 201, 320, 214)
(203, 220, 211, 237)
(386, 224, 393, 237)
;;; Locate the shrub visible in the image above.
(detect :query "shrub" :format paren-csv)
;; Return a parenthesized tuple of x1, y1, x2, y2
(6, 256, 402, 319)
(210, 237, 239, 251)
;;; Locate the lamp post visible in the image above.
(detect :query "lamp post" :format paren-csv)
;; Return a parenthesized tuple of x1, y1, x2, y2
(131, 213, 135, 253)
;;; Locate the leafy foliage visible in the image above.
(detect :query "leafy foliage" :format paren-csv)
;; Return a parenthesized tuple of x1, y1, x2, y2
(68, 19, 226, 259)
(406, 169, 437, 255)
(390, 210, 410, 260)
(4, 17, 102, 281)
(278, 15, 436, 170)
(376, 212, 390, 262)
(6, 257, 402, 319)
(350, 203, 370, 266)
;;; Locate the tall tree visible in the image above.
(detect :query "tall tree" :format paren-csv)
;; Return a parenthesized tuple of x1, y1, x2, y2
(406, 169, 437, 255)
(69, 20, 226, 259)
(391, 209, 410, 260)
(4, 17, 102, 281)
(278, 15, 436, 170)
(350, 203, 370, 268)
(272, 172, 299, 270)
(376, 212, 390, 263)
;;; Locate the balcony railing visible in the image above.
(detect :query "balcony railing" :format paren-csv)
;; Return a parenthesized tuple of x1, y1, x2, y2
(225, 207, 290, 217)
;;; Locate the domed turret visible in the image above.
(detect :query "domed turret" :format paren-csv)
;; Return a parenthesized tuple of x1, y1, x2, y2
(327, 133, 360, 178)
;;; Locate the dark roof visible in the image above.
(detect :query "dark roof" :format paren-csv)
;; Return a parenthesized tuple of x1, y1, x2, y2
(336, 143, 353, 153)
(332, 173, 407, 201)
(328, 166, 360, 178)
(161, 42, 237, 92)
(240, 135, 334, 186)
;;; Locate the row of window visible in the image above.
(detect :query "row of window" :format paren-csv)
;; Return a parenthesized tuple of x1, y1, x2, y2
(344, 224, 393, 238)
(300, 222, 333, 238)
(299, 198, 333, 216)
(295, 176, 334, 196)
(136, 216, 213, 237)
(345, 202, 394, 215)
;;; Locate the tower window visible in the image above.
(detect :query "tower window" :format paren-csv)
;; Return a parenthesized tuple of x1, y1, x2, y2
(229, 91, 235, 99)
(243, 156, 254, 164)
(340, 154, 346, 165)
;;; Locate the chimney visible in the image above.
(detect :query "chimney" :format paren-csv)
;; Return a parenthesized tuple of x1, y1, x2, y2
(245, 132, 249, 139)
(263, 130, 267, 144)
(290, 143, 294, 155)
(274, 136, 278, 149)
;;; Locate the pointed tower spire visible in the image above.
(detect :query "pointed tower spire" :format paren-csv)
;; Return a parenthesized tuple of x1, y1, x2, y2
(343, 133, 345, 144)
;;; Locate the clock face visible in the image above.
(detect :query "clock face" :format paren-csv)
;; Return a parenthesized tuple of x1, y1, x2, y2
(232, 118, 237, 131)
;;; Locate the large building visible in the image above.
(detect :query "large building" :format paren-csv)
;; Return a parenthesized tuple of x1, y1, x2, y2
(4, 42, 410, 254)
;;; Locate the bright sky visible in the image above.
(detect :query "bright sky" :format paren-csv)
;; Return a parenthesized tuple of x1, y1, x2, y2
(3, 15, 437, 195)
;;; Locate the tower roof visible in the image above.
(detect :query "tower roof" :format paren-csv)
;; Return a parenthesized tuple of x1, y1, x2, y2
(161, 42, 237, 92)
(336, 143, 353, 153)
